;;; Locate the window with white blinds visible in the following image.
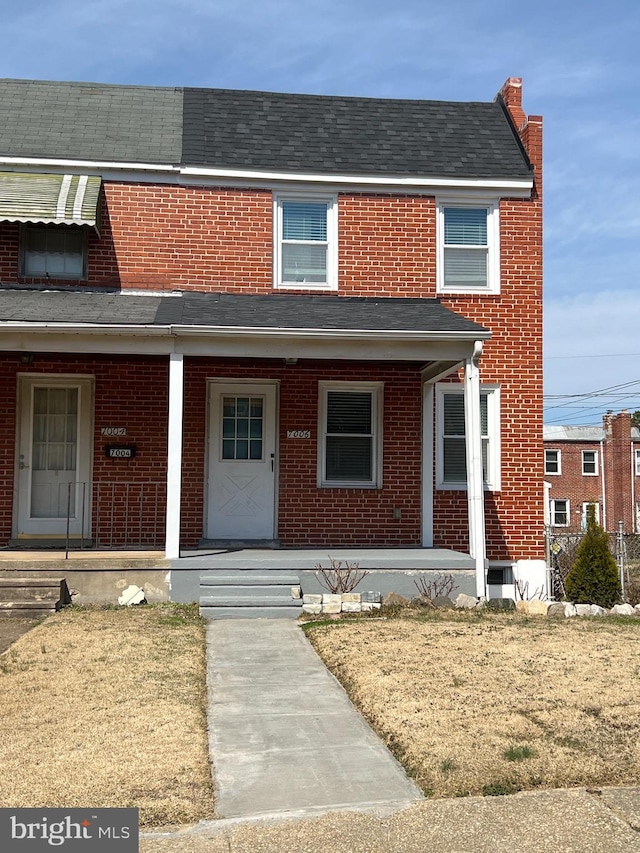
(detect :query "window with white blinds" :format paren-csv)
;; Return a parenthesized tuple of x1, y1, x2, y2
(436, 384, 500, 490)
(275, 194, 337, 290)
(318, 383, 382, 487)
(436, 201, 499, 294)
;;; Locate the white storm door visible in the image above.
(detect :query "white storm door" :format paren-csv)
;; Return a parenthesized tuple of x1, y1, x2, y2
(17, 376, 93, 537)
(207, 382, 277, 540)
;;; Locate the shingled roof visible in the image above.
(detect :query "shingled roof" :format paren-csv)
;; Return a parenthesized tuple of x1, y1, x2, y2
(0, 290, 489, 337)
(0, 78, 532, 180)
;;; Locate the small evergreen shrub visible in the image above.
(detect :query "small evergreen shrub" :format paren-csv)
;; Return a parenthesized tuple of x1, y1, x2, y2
(564, 506, 622, 608)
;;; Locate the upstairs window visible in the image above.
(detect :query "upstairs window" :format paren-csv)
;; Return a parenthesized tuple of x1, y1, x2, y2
(545, 449, 561, 475)
(582, 450, 598, 476)
(274, 194, 337, 290)
(437, 201, 499, 294)
(21, 225, 87, 279)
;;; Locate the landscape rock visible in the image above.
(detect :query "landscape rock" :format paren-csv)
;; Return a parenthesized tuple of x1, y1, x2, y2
(455, 593, 479, 609)
(547, 602, 567, 619)
(564, 603, 577, 617)
(590, 604, 607, 616)
(341, 593, 361, 603)
(575, 604, 592, 617)
(291, 586, 302, 599)
(361, 602, 381, 611)
(382, 592, 409, 608)
(527, 598, 549, 616)
(303, 594, 322, 605)
(432, 596, 455, 609)
(486, 597, 516, 612)
(635, 604, 640, 615)
(515, 600, 529, 614)
(322, 594, 342, 614)
(341, 602, 362, 613)
(609, 603, 635, 617)
(302, 604, 322, 615)
(361, 591, 382, 603)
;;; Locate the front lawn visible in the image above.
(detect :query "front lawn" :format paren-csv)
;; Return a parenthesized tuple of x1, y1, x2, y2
(306, 611, 640, 797)
(0, 605, 215, 826)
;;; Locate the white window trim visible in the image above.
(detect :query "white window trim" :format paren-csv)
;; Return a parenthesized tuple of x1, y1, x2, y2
(317, 381, 383, 488)
(635, 448, 640, 477)
(581, 449, 599, 476)
(550, 498, 570, 527)
(273, 192, 338, 291)
(435, 383, 501, 491)
(436, 197, 500, 295)
(581, 501, 600, 526)
(544, 449, 562, 475)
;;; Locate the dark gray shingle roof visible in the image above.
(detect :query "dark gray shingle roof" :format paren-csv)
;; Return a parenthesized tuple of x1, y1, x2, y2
(0, 290, 489, 337)
(182, 88, 531, 179)
(0, 80, 183, 164)
(0, 79, 531, 180)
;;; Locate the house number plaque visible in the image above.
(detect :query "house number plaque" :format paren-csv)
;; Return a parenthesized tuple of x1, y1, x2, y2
(105, 445, 137, 459)
(287, 430, 311, 439)
(101, 427, 127, 436)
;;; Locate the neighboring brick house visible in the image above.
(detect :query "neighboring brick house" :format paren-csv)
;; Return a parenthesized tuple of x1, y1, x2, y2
(0, 76, 544, 598)
(544, 410, 640, 533)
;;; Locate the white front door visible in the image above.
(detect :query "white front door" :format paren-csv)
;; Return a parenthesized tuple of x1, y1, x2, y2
(207, 381, 277, 540)
(16, 375, 93, 538)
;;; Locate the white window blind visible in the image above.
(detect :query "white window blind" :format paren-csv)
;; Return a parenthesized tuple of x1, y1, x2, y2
(282, 201, 328, 284)
(443, 207, 488, 288)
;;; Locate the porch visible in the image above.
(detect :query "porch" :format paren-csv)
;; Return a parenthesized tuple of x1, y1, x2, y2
(0, 546, 496, 613)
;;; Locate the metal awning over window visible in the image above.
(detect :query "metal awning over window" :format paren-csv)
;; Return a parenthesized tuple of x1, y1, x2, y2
(0, 172, 101, 232)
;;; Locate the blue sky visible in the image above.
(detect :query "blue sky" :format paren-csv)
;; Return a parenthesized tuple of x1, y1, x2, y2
(2, 0, 639, 424)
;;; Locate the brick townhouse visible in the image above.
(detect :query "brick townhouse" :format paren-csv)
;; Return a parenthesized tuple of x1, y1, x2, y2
(0, 76, 544, 599)
(544, 410, 640, 533)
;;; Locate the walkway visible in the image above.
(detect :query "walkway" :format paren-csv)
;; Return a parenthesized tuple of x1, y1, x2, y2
(205, 619, 423, 818)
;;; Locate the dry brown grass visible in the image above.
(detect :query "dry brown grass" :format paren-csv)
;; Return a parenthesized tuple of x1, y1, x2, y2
(306, 611, 640, 797)
(0, 605, 215, 826)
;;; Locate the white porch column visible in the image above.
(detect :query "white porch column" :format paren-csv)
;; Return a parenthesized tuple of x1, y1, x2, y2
(165, 352, 184, 559)
(464, 342, 486, 598)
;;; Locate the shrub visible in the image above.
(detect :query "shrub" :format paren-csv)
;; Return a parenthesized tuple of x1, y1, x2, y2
(564, 506, 622, 608)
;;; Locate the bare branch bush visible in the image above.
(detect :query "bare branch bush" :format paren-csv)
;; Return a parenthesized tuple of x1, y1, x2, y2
(514, 579, 547, 602)
(315, 556, 370, 594)
(414, 572, 458, 606)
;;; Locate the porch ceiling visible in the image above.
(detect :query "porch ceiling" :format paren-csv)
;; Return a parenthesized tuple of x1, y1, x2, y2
(0, 289, 490, 362)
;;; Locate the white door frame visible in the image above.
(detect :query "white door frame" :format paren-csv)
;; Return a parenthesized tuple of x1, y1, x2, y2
(205, 379, 279, 541)
(15, 373, 94, 539)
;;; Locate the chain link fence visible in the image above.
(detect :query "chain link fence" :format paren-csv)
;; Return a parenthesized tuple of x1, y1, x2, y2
(545, 525, 640, 603)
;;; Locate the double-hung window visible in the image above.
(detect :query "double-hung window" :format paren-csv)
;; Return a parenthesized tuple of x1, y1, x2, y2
(582, 450, 598, 476)
(436, 384, 500, 490)
(274, 194, 337, 290)
(550, 499, 569, 527)
(436, 201, 499, 294)
(21, 224, 87, 279)
(544, 449, 561, 475)
(318, 383, 382, 488)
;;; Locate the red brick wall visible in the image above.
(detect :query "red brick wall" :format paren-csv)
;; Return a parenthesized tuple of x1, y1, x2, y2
(0, 355, 168, 546)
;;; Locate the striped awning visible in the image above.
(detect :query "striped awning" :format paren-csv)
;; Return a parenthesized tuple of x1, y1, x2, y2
(0, 172, 101, 231)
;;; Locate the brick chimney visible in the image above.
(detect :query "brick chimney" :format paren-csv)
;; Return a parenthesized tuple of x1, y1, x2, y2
(499, 78, 526, 129)
(496, 77, 543, 199)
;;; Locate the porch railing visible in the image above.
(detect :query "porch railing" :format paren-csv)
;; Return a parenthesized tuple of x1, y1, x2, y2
(60, 480, 166, 553)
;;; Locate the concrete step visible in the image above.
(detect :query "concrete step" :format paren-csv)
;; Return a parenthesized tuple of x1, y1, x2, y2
(200, 571, 300, 586)
(199, 584, 299, 599)
(0, 577, 71, 616)
(0, 601, 58, 618)
(200, 594, 301, 608)
(200, 605, 301, 620)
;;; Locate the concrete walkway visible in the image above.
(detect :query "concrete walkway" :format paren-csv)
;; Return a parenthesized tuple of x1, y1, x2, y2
(204, 619, 423, 818)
